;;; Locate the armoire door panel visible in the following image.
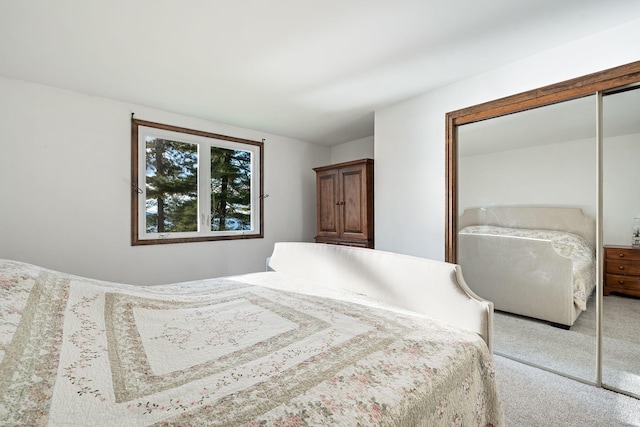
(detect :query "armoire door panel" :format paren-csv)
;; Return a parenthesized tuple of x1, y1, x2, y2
(341, 169, 365, 236)
(316, 171, 340, 236)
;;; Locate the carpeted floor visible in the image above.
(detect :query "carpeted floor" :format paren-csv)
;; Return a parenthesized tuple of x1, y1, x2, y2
(494, 354, 640, 426)
(493, 294, 640, 397)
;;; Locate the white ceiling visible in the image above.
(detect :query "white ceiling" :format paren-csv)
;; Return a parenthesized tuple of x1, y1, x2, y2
(459, 87, 640, 157)
(2, 0, 640, 146)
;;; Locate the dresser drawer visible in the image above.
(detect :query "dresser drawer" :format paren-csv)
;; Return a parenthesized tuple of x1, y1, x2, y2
(604, 274, 640, 297)
(604, 246, 640, 261)
(605, 259, 640, 276)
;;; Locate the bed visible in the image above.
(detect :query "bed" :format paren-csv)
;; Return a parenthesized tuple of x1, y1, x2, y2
(457, 206, 597, 328)
(0, 242, 503, 426)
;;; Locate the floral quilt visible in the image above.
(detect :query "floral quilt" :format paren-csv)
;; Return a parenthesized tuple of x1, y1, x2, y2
(0, 259, 503, 426)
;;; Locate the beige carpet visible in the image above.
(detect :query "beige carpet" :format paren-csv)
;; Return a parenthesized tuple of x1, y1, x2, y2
(494, 355, 640, 426)
(493, 295, 640, 397)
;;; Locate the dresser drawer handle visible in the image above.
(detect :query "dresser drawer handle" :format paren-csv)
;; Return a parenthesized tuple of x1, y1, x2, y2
(619, 266, 625, 271)
(618, 253, 625, 258)
(619, 280, 625, 285)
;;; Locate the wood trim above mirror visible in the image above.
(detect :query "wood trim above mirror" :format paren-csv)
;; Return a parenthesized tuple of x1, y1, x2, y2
(445, 60, 640, 263)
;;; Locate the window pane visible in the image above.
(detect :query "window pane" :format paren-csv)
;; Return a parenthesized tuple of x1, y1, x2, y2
(145, 138, 198, 233)
(210, 147, 251, 231)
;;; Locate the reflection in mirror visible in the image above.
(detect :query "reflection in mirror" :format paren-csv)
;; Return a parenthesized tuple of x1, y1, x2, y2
(602, 86, 640, 398)
(457, 96, 598, 383)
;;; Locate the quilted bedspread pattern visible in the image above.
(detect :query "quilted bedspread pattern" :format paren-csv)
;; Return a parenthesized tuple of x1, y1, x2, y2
(0, 259, 503, 426)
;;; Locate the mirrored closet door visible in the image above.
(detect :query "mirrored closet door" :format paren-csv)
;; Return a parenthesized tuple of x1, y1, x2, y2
(602, 86, 640, 399)
(446, 60, 640, 399)
(457, 95, 598, 383)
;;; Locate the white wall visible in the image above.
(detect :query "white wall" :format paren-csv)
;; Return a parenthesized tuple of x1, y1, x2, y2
(604, 133, 640, 246)
(330, 135, 374, 164)
(459, 138, 597, 219)
(375, 18, 640, 260)
(458, 132, 640, 246)
(0, 77, 330, 285)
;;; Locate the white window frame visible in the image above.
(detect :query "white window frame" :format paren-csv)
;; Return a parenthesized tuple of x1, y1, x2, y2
(131, 119, 263, 245)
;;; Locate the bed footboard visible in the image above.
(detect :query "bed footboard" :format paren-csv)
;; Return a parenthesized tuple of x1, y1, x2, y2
(458, 233, 578, 326)
(267, 242, 494, 350)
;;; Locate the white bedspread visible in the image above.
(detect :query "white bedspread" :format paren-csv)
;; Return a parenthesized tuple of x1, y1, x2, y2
(0, 259, 503, 426)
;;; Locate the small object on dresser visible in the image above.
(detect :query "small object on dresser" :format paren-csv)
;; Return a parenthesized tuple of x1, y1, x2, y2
(632, 217, 640, 248)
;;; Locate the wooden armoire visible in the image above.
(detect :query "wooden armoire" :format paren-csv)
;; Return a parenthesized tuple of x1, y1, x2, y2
(313, 158, 374, 248)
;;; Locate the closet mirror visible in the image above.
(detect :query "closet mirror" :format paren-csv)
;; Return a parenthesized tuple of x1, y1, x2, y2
(456, 95, 598, 383)
(602, 86, 640, 399)
(446, 60, 640, 397)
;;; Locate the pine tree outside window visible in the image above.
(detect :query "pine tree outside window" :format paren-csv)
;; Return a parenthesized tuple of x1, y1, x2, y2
(131, 119, 263, 245)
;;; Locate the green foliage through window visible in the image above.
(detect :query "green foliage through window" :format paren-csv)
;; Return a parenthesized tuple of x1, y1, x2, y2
(210, 147, 252, 231)
(145, 138, 198, 233)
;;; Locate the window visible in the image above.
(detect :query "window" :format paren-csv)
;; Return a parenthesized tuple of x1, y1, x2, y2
(131, 118, 263, 245)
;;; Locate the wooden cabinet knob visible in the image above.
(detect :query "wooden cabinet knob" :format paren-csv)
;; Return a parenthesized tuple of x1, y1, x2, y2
(619, 265, 625, 270)
(619, 253, 625, 258)
(619, 280, 625, 285)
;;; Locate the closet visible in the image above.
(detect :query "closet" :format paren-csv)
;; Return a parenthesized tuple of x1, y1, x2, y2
(313, 158, 374, 248)
(445, 60, 640, 400)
